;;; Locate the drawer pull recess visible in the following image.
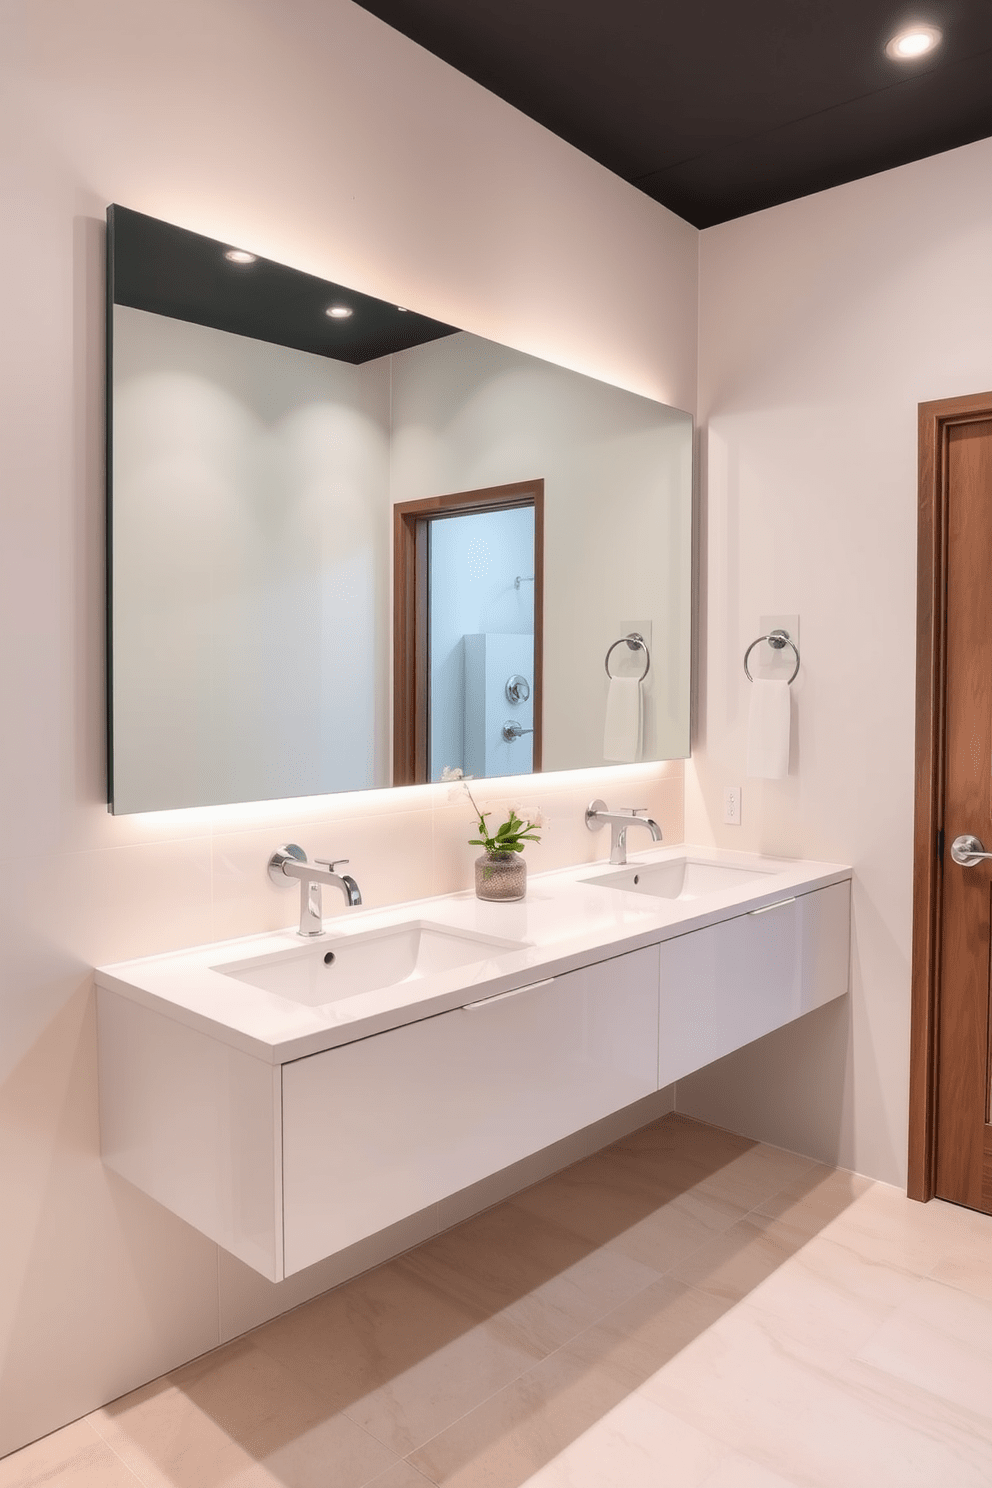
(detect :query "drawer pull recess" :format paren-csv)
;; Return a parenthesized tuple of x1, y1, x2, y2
(463, 977, 555, 1011)
(748, 897, 796, 916)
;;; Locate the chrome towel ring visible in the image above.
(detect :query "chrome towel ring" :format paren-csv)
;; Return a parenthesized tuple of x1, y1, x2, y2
(743, 628, 800, 684)
(605, 632, 651, 681)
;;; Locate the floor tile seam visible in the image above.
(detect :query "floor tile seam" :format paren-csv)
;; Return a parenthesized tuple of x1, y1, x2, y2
(80, 1415, 153, 1488)
(400, 1452, 442, 1487)
(337, 1344, 543, 1458)
(464, 1254, 686, 1362)
(517, 1263, 691, 1358)
(344, 1417, 410, 1486)
(737, 1166, 868, 1227)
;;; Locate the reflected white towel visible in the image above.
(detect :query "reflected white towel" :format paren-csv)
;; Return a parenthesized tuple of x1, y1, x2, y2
(746, 679, 790, 778)
(604, 677, 642, 763)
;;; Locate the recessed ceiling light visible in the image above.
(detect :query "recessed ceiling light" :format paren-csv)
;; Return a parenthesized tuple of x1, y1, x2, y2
(885, 23, 942, 60)
(325, 304, 353, 319)
(224, 248, 256, 264)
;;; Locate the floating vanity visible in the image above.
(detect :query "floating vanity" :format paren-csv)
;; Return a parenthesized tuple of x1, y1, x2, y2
(96, 846, 851, 1281)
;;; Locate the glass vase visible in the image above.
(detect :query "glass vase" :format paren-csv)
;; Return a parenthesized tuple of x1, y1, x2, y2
(475, 851, 527, 902)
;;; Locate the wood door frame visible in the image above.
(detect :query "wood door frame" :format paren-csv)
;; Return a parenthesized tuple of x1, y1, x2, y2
(392, 479, 544, 787)
(910, 390, 992, 1200)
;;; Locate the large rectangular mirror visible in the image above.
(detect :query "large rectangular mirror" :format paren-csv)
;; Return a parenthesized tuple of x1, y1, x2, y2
(107, 206, 692, 814)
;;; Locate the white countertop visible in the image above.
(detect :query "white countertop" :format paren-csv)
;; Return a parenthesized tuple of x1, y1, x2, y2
(95, 844, 851, 1064)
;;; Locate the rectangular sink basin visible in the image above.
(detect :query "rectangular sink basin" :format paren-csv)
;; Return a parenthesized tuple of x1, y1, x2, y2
(213, 921, 528, 1007)
(583, 856, 778, 901)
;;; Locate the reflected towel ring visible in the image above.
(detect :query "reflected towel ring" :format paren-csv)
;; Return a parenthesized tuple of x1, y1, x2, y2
(743, 628, 801, 684)
(605, 632, 651, 681)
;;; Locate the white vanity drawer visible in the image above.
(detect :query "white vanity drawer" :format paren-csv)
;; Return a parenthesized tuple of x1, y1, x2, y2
(281, 943, 660, 1275)
(657, 881, 850, 1087)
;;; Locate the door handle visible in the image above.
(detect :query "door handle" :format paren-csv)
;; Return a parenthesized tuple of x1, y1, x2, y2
(950, 834, 992, 867)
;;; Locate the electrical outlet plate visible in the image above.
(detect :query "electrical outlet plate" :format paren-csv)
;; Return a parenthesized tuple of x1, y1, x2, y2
(723, 785, 742, 826)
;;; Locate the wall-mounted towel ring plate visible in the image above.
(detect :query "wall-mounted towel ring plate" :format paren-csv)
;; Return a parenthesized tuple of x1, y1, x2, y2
(743, 628, 800, 684)
(605, 632, 651, 680)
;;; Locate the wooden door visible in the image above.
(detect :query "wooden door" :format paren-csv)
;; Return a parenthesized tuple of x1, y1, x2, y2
(392, 479, 544, 785)
(914, 397, 992, 1212)
(934, 415, 992, 1212)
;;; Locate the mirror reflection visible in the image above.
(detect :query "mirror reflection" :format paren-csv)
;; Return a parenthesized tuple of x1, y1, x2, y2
(108, 207, 692, 814)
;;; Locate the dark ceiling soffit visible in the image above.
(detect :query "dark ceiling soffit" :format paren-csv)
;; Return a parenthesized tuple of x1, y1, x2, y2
(636, 48, 992, 228)
(353, 0, 992, 229)
(107, 205, 458, 364)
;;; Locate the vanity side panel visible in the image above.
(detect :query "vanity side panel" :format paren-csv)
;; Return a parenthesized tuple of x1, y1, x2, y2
(797, 879, 851, 1012)
(282, 945, 660, 1275)
(97, 988, 280, 1280)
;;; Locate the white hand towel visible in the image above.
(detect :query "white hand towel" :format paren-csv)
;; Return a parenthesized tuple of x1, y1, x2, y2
(746, 678, 791, 778)
(604, 677, 642, 763)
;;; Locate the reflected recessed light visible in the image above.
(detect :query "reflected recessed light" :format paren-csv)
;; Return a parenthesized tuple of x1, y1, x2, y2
(396, 306, 408, 313)
(326, 304, 353, 319)
(224, 248, 256, 264)
(885, 23, 942, 59)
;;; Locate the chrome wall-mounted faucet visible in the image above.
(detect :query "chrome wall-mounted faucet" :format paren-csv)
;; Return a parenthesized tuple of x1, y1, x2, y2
(584, 799, 663, 865)
(268, 844, 362, 937)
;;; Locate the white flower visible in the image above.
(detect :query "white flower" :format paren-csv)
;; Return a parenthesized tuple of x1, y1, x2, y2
(441, 770, 477, 804)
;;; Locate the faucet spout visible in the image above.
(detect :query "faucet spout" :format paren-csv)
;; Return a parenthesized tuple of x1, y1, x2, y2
(584, 800, 663, 865)
(268, 845, 363, 936)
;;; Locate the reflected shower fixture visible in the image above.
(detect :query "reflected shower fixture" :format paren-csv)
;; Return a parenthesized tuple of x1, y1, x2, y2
(502, 720, 534, 742)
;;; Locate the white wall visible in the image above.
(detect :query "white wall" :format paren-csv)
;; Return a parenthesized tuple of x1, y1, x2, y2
(0, 0, 696, 1456)
(683, 136, 992, 1187)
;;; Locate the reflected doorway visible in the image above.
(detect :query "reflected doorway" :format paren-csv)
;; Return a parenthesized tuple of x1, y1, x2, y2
(393, 480, 544, 786)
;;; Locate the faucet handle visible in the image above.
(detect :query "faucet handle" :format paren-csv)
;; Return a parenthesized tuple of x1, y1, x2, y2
(315, 857, 350, 872)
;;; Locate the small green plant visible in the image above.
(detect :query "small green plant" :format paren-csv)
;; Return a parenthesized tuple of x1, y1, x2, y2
(465, 785, 541, 856)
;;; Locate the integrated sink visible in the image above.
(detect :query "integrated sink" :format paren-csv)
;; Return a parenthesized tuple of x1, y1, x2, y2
(583, 856, 779, 901)
(213, 921, 528, 1008)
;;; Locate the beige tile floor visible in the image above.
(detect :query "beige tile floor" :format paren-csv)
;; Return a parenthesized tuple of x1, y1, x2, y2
(3, 1114, 991, 1487)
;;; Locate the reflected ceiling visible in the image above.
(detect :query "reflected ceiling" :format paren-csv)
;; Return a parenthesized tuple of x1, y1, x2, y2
(109, 206, 457, 363)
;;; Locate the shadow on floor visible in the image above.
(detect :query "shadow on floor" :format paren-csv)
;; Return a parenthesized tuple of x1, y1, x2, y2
(99, 1113, 868, 1488)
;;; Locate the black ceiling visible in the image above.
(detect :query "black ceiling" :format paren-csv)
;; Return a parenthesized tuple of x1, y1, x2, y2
(354, 0, 992, 228)
(108, 205, 457, 363)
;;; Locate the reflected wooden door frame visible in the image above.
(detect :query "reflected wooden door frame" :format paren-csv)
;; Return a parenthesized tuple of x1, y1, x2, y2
(392, 479, 544, 787)
(910, 389, 992, 1202)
